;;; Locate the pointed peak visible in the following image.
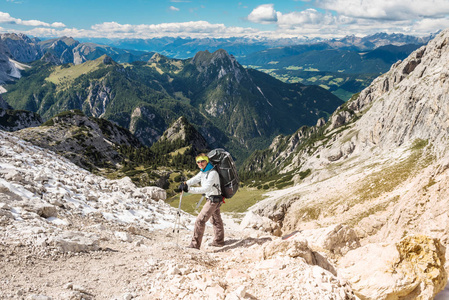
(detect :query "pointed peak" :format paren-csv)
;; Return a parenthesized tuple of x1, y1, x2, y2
(159, 117, 208, 151)
(167, 116, 194, 132)
(149, 52, 168, 63)
(190, 48, 242, 77)
(93, 54, 115, 65)
(192, 49, 233, 64)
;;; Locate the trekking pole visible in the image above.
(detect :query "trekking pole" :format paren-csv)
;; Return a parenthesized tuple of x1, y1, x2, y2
(173, 190, 184, 247)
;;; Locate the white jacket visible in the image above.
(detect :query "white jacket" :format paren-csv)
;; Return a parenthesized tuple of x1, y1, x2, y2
(186, 168, 221, 198)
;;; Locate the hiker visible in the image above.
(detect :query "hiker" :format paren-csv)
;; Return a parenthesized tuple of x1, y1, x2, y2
(179, 153, 224, 249)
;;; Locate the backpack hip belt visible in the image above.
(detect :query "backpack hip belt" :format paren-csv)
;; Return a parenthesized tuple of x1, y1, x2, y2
(208, 195, 223, 203)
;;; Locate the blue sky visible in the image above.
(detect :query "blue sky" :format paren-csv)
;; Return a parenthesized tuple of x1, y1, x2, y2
(1, 0, 449, 39)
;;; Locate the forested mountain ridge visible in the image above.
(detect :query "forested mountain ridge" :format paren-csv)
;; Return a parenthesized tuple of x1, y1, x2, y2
(3, 49, 343, 162)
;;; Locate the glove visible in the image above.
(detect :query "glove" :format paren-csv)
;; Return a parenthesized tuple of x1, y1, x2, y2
(179, 182, 188, 193)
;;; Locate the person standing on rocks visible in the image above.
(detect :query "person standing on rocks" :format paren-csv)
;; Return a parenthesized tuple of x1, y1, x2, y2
(179, 153, 224, 249)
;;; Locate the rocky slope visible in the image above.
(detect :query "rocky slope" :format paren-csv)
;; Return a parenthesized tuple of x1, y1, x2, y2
(241, 27, 449, 299)
(0, 129, 358, 299)
(12, 110, 141, 171)
(3, 128, 448, 299)
(4, 123, 449, 300)
(0, 108, 42, 131)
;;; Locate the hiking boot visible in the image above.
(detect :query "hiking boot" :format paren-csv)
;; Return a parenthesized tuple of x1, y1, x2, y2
(209, 242, 225, 247)
(186, 244, 199, 250)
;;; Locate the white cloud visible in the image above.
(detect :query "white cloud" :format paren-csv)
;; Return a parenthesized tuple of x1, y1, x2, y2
(51, 22, 66, 28)
(247, 4, 280, 24)
(277, 9, 331, 26)
(244, 3, 446, 38)
(0, 11, 65, 27)
(169, 6, 180, 12)
(1, 2, 445, 41)
(414, 17, 449, 33)
(316, 0, 449, 20)
(36, 20, 258, 39)
(0, 11, 18, 24)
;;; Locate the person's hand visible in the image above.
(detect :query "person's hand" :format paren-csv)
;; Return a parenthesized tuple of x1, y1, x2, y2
(179, 182, 188, 192)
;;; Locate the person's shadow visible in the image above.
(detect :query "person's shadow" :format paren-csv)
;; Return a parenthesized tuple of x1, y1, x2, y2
(212, 237, 272, 252)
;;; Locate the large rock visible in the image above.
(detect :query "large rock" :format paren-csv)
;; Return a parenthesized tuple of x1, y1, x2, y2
(240, 211, 282, 236)
(141, 186, 167, 201)
(262, 237, 315, 264)
(338, 235, 447, 300)
(262, 236, 337, 276)
(49, 231, 99, 253)
(301, 224, 360, 256)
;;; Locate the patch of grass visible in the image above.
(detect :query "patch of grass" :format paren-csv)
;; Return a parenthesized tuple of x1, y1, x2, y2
(349, 139, 434, 208)
(347, 197, 398, 227)
(169, 146, 190, 157)
(148, 63, 164, 74)
(423, 177, 437, 192)
(46, 59, 105, 90)
(298, 169, 311, 180)
(297, 206, 322, 221)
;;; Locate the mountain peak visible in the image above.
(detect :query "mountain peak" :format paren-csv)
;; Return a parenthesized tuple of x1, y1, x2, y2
(148, 52, 168, 63)
(158, 116, 208, 151)
(191, 49, 236, 68)
(190, 48, 246, 83)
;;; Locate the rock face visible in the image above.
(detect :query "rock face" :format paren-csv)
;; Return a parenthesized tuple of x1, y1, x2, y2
(13, 110, 141, 171)
(339, 235, 447, 300)
(245, 29, 449, 234)
(157, 116, 209, 151)
(0, 108, 42, 131)
(0, 43, 30, 85)
(240, 29, 449, 299)
(129, 105, 166, 145)
(0, 33, 42, 63)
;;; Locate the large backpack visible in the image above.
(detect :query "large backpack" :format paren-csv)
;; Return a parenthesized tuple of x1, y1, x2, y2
(207, 148, 239, 199)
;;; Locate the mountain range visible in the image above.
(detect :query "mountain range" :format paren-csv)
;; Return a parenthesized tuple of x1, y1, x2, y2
(2, 48, 343, 162)
(0, 32, 435, 103)
(83, 32, 435, 59)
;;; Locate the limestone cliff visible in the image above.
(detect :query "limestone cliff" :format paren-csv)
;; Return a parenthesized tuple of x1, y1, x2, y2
(247, 26, 449, 266)
(241, 29, 449, 299)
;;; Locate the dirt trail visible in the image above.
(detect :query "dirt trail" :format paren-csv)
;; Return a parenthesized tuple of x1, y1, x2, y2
(0, 215, 277, 300)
